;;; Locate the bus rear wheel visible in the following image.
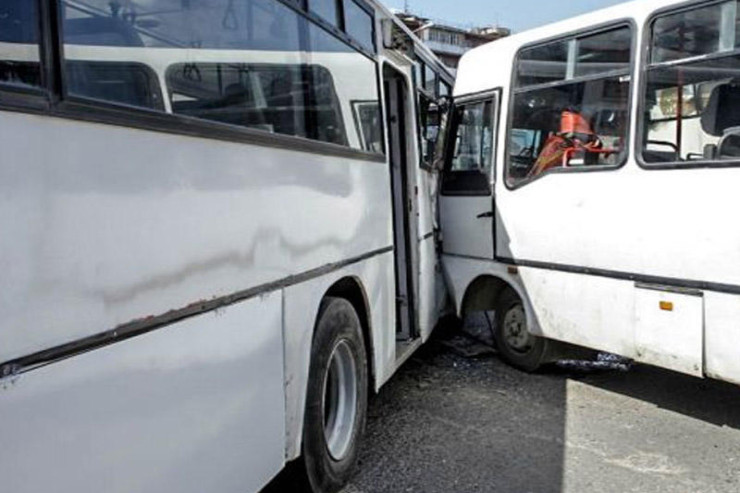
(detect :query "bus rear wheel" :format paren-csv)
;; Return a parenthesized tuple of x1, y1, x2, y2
(493, 288, 549, 372)
(301, 297, 368, 493)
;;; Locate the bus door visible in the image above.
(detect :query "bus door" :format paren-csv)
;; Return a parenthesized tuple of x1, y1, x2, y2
(440, 91, 500, 259)
(383, 63, 418, 343)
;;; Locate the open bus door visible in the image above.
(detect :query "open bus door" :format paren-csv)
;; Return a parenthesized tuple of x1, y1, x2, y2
(439, 91, 500, 260)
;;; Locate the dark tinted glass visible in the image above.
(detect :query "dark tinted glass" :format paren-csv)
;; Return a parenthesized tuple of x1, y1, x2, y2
(344, 0, 374, 52)
(310, 0, 340, 27)
(517, 40, 569, 87)
(652, 2, 725, 63)
(0, 0, 42, 89)
(308, 21, 381, 148)
(0, 0, 38, 43)
(67, 61, 163, 109)
(60, 0, 382, 151)
(575, 27, 631, 77)
(62, 0, 302, 50)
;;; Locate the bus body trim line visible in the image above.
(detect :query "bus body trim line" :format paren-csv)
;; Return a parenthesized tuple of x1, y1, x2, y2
(444, 253, 740, 296)
(0, 246, 394, 379)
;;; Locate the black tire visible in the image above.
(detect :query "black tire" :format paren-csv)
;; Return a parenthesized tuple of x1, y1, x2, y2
(493, 288, 550, 372)
(300, 297, 368, 493)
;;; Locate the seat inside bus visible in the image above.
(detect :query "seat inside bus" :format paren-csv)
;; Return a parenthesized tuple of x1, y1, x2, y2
(701, 82, 740, 158)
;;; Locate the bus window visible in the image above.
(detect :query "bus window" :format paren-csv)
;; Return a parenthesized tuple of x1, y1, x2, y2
(642, 1, 740, 163)
(309, 0, 341, 28)
(0, 0, 42, 90)
(575, 28, 631, 78)
(67, 61, 163, 110)
(168, 63, 346, 145)
(58, 0, 381, 151)
(419, 95, 442, 167)
(508, 26, 632, 186)
(352, 100, 383, 153)
(517, 40, 569, 87)
(450, 100, 494, 173)
(344, 0, 375, 52)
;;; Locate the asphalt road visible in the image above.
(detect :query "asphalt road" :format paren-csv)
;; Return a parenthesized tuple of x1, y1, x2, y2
(267, 321, 740, 493)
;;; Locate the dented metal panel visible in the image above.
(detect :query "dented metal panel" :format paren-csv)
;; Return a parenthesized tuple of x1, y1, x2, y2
(0, 111, 392, 364)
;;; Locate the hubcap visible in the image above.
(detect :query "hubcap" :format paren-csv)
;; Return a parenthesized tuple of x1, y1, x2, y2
(503, 304, 533, 354)
(322, 340, 358, 461)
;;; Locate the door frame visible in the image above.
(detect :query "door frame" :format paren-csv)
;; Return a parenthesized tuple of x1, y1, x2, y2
(382, 62, 418, 341)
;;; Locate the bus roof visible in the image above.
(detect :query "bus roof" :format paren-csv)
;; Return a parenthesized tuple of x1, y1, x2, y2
(454, 0, 684, 96)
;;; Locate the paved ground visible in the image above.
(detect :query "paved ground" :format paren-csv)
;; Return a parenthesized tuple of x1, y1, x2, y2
(266, 320, 740, 493)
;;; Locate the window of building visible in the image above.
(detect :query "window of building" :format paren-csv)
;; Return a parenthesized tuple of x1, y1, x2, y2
(507, 25, 633, 187)
(0, 0, 42, 90)
(59, 0, 381, 152)
(642, 1, 740, 164)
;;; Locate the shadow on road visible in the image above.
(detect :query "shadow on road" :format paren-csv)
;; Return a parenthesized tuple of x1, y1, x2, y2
(576, 363, 740, 431)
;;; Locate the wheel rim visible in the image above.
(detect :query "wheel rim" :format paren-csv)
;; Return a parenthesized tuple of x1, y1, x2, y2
(502, 303, 534, 354)
(322, 340, 358, 461)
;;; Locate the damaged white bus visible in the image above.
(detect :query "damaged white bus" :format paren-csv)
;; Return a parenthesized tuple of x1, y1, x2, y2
(0, 1, 452, 492)
(442, 0, 740, 384)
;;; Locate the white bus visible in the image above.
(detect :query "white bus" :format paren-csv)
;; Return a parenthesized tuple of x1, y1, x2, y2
(0, 1, 452, 492)
(441, 0, 740, 384)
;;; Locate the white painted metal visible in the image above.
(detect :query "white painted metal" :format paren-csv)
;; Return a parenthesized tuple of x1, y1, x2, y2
(704, 292, 740, 385)
(0, 294, 285, 493)
(444, 0, 740, 384)
(439, 91, 498, 260)
(0, 111, 391, 364)
(634, 288, 704, 377)
(440, 195, 494, 259)
(0, 3, 455, 491)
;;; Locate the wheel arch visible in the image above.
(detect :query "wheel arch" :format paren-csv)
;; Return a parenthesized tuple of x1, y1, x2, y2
(460, 275, 512, 316)
(324, 276, 376, 392)
(458, 273, 539, 337)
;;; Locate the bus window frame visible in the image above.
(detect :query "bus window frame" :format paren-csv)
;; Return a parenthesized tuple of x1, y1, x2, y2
(504, 18, 637, 191)
(636, 0, 740, 171)
(441, 88, 502, 197)
(0, 0, 54, 112)
(0, 0, 387, 164)
(414, 50, 454, 171)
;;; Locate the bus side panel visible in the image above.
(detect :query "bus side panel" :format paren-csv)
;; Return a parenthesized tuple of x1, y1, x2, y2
(705, 292, 740, 385)
(0, 112, 392, 364)
(0, 292, 285, 493)
(282, 252, 396, 461)
(518, 267, 637, 358)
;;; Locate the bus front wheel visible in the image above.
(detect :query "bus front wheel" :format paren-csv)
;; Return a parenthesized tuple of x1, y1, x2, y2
(493, 288, 550, 372)
(301, 297, 368, 493)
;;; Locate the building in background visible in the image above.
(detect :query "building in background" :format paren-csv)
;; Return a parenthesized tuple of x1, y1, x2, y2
(394, 11, 510, 72)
